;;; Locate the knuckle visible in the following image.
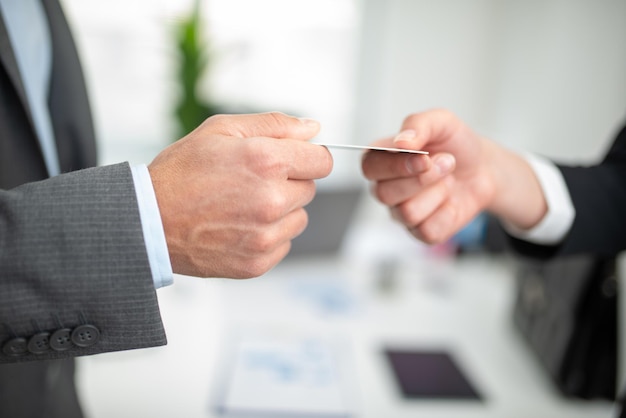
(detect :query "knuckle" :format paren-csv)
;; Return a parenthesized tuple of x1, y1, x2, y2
(293, 208, 309, 236)
(430, 108, 460, 129)
(244, 140, 285, 177)
(206, 113, 226, 123)
(238, 258, 272, 279)
(402, 108, 455, 131)
(260, 112, 290, 136)
(256, 191, 288, 223)
(205, 113, 229, 129)
(417, 169, 440, 188)
(302, 180, 317, 204)
(243, 146, 277, 174)
(395, 201, 420, 226)
(204, 113, 240, 137)
(421, 206, 457, 245)
(265, 111, 288, 124)
(242, 137, 267, 157)
(248, 229, 278, 255)
(430, 107, 452, 118)
(402, 112, 422, 127)
(373, 184, 393, 205)
(414, 224, 441, 245)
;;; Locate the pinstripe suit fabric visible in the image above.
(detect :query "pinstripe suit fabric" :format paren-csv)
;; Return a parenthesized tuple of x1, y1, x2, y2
(0, 1, 167, 416)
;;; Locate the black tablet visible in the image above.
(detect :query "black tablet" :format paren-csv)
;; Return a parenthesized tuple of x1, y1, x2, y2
(384, 349, 483, 401)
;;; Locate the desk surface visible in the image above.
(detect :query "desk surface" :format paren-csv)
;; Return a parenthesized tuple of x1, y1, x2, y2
(76, 222, 617, 418)
(76, 256, 616, 418)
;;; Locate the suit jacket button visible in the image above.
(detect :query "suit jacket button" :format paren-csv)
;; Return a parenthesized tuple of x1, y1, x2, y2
(27, 332, 51, 354)
(71, 325, 100, 348)
(50, 328, 73, 351)
(2, 337, 28, 356)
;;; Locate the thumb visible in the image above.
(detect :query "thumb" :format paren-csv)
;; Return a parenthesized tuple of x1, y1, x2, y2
(393, 109, 463, 151)
(205, 112, 321, 140)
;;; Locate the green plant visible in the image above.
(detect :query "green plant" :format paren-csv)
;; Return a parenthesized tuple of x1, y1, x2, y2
(173, 0, 218, 138)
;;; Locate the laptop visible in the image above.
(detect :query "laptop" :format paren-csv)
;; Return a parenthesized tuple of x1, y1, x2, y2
(287, 186, 363, 259)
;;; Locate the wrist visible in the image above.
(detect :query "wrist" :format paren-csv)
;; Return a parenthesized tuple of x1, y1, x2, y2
(485, 141, 548, 230)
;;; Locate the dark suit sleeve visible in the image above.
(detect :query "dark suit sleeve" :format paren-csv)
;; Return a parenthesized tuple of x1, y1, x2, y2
(0, 162, 167, 363)
(509, 123, 626, 258)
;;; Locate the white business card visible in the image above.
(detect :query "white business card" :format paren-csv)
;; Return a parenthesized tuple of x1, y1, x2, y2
(318, 143, 428, 155)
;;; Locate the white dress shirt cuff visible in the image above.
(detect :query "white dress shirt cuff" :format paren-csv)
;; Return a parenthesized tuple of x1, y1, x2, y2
(131, 164, 174, 289)
(502, 153, 576, 245)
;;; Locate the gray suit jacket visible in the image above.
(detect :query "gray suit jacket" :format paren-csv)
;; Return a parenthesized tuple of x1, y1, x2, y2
(1, 1, 167, 416)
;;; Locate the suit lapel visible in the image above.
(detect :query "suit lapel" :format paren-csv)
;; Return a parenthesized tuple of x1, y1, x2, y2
(0, 0, 97, 173)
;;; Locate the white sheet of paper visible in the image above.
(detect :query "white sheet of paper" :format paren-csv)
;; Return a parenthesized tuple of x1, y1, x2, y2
(319, 143, 428, 155)
(215, 333, 353, 417)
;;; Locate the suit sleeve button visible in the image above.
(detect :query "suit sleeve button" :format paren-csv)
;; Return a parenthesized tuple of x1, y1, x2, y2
(2, 337, 28, 356)
(50, 328, 73, 351)
(71, 325, 100, 348)
(27, 332, 51, 354)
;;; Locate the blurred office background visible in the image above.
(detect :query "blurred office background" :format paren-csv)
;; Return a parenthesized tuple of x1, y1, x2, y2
(59, 0, 626, 417)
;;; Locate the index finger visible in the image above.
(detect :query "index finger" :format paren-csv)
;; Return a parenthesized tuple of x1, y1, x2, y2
(206, 112, 321, 141)
(361, 140, 432, 181)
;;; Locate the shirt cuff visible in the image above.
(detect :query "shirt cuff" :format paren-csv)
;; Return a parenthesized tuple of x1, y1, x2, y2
(130, 164, 174, 289)
(501, 153, 576, 245)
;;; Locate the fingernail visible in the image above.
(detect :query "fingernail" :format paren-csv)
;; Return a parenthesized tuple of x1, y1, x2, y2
(406, 155, 429, 174)
(299, 117, 319, 128)
(393, 129, 416, 144)
(434, 154, 455, 174)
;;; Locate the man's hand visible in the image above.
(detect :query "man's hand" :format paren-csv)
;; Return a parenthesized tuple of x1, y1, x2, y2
(361, 109, 547, 244)
(148, 112, 333, 278)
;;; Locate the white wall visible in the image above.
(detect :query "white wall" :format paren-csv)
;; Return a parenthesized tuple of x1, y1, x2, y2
(61, 0, 361, 179)
(61, 0, 626, 180)
(353, 0, 626, 163)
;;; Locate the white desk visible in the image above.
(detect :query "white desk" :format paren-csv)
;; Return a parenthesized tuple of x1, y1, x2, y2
(76, 222, 617, 418)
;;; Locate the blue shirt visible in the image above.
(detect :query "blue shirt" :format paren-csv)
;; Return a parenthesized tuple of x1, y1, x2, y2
(0, 0, 173, 289)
